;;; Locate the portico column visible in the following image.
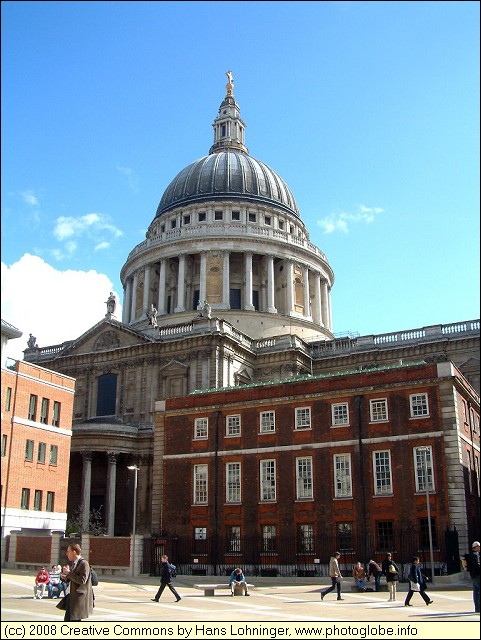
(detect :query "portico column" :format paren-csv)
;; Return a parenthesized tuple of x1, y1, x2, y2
(123, 278, 132, 323)
(143, 265, 151, 314)
(81, 453, 92, 531)
(158, 259, 166, 315)
(199, 252, 207, 303)
(321, 278, 329, 328)
(302, 265, 311, 319)
(267, 254, 277, 313)
(286, 259, 294, 315)
(327, 285, 332, 330)
(106, 452, 118, 536)
(221, 251, 230, 309)
(175, 254, 186, 312)
(244, 252, 255, 311)
(130, 271, 139, 323)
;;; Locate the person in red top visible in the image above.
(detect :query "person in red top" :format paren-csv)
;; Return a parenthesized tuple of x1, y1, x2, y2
(33, 567, 50, 599)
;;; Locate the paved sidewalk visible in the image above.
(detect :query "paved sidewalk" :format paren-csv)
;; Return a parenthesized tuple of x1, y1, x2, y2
(1, 568, 478, 623)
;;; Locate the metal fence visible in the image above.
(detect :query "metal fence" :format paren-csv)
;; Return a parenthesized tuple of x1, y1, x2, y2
(143, 528, 459, 578)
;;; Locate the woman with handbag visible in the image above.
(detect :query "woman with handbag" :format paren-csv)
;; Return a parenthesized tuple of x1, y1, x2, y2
(381, 552, 400, 601)
(404, 556, 433, 607)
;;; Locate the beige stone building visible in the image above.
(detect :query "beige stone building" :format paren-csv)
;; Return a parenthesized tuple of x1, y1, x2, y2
(23, 74, 480, 542)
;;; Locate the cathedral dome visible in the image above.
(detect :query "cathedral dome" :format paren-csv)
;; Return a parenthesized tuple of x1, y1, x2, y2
(155, 151, 300, 219)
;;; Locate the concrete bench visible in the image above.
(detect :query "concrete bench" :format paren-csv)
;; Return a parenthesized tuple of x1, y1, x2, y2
(350, 583, 388, 592)
(194, 583, 255, 597)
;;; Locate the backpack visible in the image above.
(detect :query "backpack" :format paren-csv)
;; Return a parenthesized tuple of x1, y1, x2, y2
(168, 563, 177, 578)
(90, 568, 99, 586)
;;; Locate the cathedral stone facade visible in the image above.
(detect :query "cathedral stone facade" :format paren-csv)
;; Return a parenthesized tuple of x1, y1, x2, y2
(24, 74, 480, 550)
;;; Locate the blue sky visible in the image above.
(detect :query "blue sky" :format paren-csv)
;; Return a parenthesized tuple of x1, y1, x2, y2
(2, 1, 479, 360)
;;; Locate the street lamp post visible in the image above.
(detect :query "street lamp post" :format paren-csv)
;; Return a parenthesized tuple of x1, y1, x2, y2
(127, 465, 139, 577)
(419, 447, 435, 586)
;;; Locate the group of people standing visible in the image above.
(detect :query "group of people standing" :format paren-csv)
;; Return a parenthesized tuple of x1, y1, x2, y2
(321, 550, 433, 606)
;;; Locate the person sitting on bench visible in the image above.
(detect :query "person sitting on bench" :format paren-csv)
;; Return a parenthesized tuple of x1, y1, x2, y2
(229, 567, 250, 596)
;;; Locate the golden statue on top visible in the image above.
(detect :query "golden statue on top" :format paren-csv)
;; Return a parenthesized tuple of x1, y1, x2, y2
(226, 70, 234, 95)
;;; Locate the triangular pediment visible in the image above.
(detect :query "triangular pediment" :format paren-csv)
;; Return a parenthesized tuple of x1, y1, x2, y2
(59, 318, 155, 357)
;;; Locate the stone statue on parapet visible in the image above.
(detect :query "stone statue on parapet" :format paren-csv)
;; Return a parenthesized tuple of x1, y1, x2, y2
(105, 292, 116, 317)
(27, 333, 37, 348)
(147, 303, 158, 328)
(198, 300, 212, 319)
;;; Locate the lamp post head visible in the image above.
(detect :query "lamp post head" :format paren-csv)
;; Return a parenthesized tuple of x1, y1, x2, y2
(127, 465, 139, 471)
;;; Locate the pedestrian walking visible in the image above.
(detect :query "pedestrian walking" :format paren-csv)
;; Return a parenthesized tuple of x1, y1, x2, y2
(320, 551, 344, 601)
(464, 541, 480, 613)
(57, 543, 94, 621)
(151, 555, 181, 602)
(404, 556, 433, 607)
(381, 552, 400, 601)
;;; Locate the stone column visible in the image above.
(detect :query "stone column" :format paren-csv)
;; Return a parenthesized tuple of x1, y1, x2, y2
(302, 265, 311, 319)
(267, 254, 277, 313)
(130, 271, 139, 323)
(158, 259, 166, 315)
(221, 250, 230, 309)
(123, 278, 132, 324)
(244, 252, 255, 311)
(286, 259, 294, 315)
(321, 278, 329, 328)
(81, 453, 92, 531)
(106, 452, 118, 536)
(313, 272, 322, 325)
(199, 252, 207, 303)
(143, 264, 151, 314)
(327, 285, 332, 330)
(174, 254, 186, 312)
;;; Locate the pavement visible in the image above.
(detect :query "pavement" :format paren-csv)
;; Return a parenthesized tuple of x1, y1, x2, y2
(1, 568, 479, 625)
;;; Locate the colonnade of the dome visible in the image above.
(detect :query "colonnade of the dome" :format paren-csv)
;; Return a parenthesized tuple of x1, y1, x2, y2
(122, 248, 332, 332)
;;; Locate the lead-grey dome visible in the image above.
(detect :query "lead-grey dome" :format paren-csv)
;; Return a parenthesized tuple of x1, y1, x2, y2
(155, 151, 300, 219)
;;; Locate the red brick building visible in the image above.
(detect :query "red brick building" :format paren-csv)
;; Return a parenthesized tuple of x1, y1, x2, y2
(157, 360, 480, 575)
(1, 347, 75, 558)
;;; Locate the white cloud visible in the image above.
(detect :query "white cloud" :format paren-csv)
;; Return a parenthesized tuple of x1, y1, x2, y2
(94, 241, 110, 251)
(1, 254, 123, 361)
(318, 204, 384, 234)
(21, 190, 39, 206)
(117, 166, 139, 192)
(51, 213, 122, 260)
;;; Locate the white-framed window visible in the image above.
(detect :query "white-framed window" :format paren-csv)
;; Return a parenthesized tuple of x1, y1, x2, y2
(193, 464, 208, 504)
(21, 488, 30, 510)
(248, 212, 257, 223)
(410, 393, 429, 418)
(331, 402, 349, 426)
(296, 456, 313, 499)
(25, 439, 34, 461)
(260, 411, 275, 433)
(334, 453, 352, 498)
(194, 417, 208, 439)
(37, 442, 46, 464)
(33, 490, 42, 511)
(28, 394, 37, 421)
(373, 450, 392, 495)
(49, 445, 58, 465)
(52, 401, 61, 427)
(198, 212, 206, 222)
(46, 491, 54, 512)
(226, 414, 241, 437)
(414, 447, 435, 492)
(227, 525, 241, 552)
(231, 210, 240, 221)
(370, 398, 388, 422)
(194, 526, 207, 540)
(262, 524, 276, 552)
(298, 523, 314, 552)
(40, 398, 49, 424)
(214, 210, 223, 221)
(226, 462, 241, 503)
(295, 407, 311, 430)
(260, 459, 276, 501)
